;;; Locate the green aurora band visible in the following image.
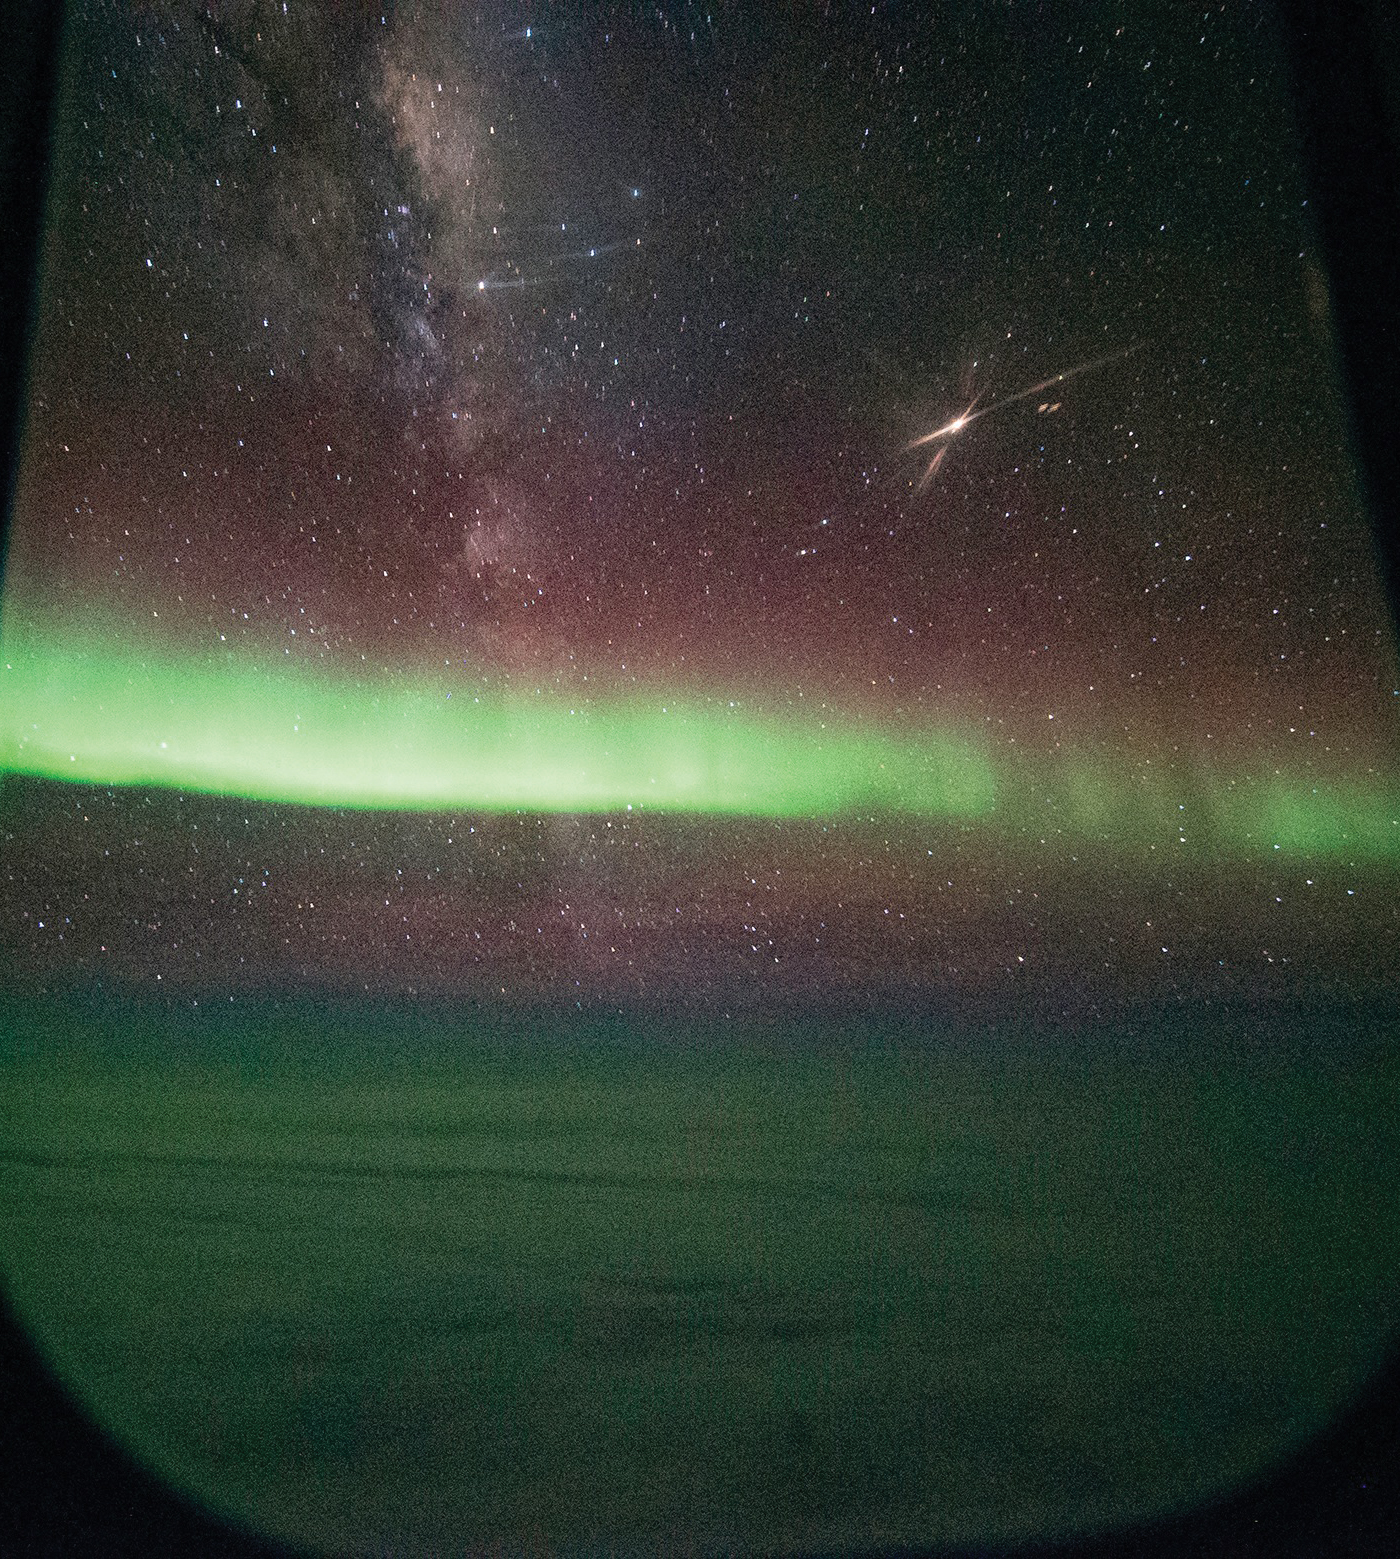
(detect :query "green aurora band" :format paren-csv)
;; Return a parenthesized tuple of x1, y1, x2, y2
(0, 630, 994, 818)
(2, 628, 1397, 858)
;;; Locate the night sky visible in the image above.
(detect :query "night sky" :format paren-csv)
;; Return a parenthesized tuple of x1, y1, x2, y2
(3, 0, 1398, 1010)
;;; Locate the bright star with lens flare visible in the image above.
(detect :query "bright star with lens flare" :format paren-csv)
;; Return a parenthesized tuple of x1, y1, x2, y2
(907, 343, 1144, 487)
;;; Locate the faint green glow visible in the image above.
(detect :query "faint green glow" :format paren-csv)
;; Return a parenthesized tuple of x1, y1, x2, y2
(1002, 753, 1400, 860)
(0, 629, 995, 818)
(1241, 780, 1400, 859)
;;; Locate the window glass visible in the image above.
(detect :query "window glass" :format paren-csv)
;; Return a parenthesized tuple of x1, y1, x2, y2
(2, 3, 1398, 1553)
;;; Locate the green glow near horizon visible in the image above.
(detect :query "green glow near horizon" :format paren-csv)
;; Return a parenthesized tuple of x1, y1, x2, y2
(2, 628, 1397, 859)
(0, 631, 995, 818)
(1242, 780, 1400, 859)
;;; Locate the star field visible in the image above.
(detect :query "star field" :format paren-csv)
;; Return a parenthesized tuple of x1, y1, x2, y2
(3, 0, 1398, 1012)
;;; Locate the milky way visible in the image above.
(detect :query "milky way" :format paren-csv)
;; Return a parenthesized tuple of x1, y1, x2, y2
(3, 1, 1398, 1010)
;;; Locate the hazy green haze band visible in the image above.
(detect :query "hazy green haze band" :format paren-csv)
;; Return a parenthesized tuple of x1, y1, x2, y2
(2, 627, 1397, 857)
